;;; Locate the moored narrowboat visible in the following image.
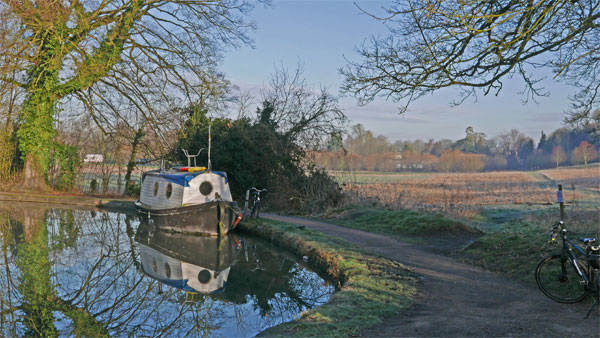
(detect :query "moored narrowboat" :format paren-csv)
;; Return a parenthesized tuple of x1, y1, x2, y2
(135, 164, 242, 236)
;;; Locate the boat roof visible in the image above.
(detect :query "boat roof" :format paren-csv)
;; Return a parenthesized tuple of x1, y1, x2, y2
(145, 168, 229, 187)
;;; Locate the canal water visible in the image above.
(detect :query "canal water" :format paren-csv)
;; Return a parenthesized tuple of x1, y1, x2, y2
(0, 203, 334, 337)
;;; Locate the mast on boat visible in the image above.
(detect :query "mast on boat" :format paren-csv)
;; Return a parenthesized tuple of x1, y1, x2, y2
(207, 118, 212, 171)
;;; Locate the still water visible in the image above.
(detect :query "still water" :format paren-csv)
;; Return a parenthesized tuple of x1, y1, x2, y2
(0, 203, 333, 337)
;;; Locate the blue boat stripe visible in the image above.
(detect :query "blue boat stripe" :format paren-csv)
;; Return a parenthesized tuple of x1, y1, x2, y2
(158, 171, 228, 186)
(159, 173, 201, 187)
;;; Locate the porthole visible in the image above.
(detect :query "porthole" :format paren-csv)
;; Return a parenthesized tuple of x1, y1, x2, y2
(164, 263, 171, 278)
(199, 181, 213, 196)
(166, 183, 173, 199)
(153, 182, 159, 196)
(198, 269, 211, 284)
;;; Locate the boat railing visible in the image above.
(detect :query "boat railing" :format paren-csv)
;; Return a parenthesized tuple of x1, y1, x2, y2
(182, 148, 204, 167)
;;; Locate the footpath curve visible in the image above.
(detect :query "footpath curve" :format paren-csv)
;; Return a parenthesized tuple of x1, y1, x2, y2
(262, 214, 599, 337)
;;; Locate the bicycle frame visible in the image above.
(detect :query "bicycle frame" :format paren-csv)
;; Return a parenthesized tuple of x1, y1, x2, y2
(561, 237, 591, 286)
(246, 187, 267, 218)
(538, 221, 599, 318)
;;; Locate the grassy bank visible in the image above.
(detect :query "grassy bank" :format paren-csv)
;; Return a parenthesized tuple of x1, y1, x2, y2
(317, 204, 597, 289)
(456, 207, 599, 283)
(322, 206, 481, 238)
(238, 219, 418, 337)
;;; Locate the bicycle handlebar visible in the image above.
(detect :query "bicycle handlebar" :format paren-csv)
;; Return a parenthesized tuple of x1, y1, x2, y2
(550, 221, 566, 241)
(250, 187, 268, 193)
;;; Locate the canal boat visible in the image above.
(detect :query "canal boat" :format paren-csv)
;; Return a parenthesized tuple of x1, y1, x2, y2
(135, 124, 242, 236)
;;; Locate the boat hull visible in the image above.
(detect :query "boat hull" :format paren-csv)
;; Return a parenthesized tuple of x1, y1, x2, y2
(135, 200, 242, 236)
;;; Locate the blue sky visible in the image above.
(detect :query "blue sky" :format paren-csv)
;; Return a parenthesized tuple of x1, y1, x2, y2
(222, 0, 570, 142)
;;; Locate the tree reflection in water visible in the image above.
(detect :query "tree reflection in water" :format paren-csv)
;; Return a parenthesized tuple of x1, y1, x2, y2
(0, 204, 333, 337)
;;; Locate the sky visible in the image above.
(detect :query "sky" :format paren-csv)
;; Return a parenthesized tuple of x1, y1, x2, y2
(221, 0, 572, 143)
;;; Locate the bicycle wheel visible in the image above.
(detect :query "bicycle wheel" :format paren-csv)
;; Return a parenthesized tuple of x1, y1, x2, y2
(535, 254, 589, 303)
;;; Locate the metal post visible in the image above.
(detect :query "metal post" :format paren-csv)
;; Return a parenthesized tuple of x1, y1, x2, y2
(557, 184, 564, 219)
(244, 189, 250, 216)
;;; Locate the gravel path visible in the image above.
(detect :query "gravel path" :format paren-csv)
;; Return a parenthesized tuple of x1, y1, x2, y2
(262, 214, 599, 337)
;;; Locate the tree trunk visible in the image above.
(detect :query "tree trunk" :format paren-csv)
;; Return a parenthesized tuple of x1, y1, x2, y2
(18, 61, 59, 191)
(22, 154, 47, 191)
(123, 126, 145, 196)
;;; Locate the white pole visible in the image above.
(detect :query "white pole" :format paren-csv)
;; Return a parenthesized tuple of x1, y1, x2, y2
(208, 119, 212, 171)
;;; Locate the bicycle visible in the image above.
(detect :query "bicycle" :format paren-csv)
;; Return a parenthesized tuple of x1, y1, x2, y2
(535, 221, 599, 318)
(248, 187, 267, 219)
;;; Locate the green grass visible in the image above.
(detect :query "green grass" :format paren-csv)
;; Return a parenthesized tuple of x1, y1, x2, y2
(455, 212, 598, 284)
(238, 218, 417, 337)
(322, 206, 481, 238)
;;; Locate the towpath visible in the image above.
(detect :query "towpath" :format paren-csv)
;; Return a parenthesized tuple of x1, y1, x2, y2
(262, 214, 599, 337)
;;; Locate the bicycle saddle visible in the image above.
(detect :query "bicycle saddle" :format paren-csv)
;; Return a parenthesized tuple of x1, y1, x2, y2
(579, 238, 596, 244)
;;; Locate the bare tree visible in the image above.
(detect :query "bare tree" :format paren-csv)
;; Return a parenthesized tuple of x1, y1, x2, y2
(490, 129, 529, 157)
(261, 63, 347, 149)
(0, 5, 24, 129)
(0, 0, 261, 188)
(552, 145, 567, 168)
(571, 140, 598, 167)
(344, 124, 393, 157)
(341, 0, 600, 124)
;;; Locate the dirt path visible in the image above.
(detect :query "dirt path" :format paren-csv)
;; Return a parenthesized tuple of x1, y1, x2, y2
(262, 214, 599, 337)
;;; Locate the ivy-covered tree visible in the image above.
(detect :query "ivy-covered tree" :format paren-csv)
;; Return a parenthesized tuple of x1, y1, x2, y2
(0, 0, 258, 189)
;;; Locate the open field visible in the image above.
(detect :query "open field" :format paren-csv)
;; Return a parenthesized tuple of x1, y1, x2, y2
(329, 166, 599, 288)
(332, 167, 600, 218)
(540, 166, 600, 192)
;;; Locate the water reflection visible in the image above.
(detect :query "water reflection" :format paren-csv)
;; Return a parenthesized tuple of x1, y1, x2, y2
(135, 223, 238, 294)
(0, 204, 333, 337)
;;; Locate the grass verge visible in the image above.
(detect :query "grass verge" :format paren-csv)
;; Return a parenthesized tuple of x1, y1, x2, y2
(321, 205, 481, 238)
(456, 209, 599, 284)
(238, 218, 418, 337)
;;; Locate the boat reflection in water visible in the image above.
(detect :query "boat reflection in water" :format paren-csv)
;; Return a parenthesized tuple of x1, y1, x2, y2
(0, 206, 333, 337)
(135, 221, 240, 294)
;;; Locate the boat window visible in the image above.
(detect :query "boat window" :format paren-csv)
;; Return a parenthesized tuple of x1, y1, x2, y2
(166, 183, 173, 199)
(164, 263, 171, 278)
(200, 181, 213, 196)
(198, 269, 211, 284)
(153, 182, 159, 196)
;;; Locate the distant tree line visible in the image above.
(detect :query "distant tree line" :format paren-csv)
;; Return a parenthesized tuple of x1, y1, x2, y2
(314, 119, 599, 172)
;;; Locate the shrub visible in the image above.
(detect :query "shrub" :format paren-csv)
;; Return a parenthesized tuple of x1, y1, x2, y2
(172, 107, 343, 214)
